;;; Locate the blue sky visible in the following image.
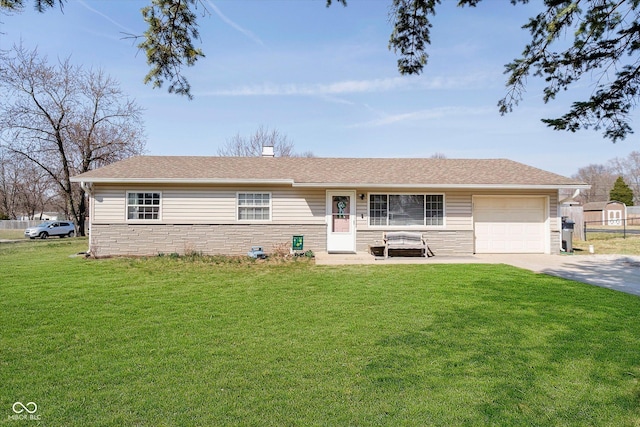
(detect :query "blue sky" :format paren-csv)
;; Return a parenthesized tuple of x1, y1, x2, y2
(1, 0, 638, 176)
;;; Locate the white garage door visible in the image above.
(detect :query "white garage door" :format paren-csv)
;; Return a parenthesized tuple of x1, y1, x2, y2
(474, 197, 547, 254)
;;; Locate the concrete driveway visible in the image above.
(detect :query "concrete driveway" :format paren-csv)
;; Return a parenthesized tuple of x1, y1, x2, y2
(315, 252, 640, 297)
(475, 254, 640, 297)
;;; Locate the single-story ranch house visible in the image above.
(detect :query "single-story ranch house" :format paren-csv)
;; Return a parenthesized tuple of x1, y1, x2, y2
(70, 155, 588, 258)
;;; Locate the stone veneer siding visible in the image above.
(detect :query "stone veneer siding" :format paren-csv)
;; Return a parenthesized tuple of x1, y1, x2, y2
(356, 230, 475, 256)
(551, 230, 561, 254)
(91, 224, 559, 257)
(90, 223, 326, 257)
(358, 230, 560, 255)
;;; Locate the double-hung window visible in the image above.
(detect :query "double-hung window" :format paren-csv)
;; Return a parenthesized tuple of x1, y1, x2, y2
(127, 192, 161, 220)
(424, 194, 444, 226)
(369, 194, 443, 226)
(237, 192, 271, 221)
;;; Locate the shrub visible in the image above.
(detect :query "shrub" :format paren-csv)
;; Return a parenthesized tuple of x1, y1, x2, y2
(270, 242, 293, 259)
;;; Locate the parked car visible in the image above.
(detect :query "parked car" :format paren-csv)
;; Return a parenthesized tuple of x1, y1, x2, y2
(24, 221, 76, 239)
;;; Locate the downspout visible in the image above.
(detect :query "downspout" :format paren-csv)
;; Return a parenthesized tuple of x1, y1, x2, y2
(80, 181, 93, 255)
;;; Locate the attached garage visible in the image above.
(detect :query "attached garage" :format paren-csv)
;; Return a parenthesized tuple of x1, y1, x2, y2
(473, 196, 548, 254)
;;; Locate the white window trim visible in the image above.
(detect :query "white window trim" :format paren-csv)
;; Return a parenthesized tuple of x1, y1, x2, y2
(368, 192, 446, 228)
(236, 192, 272, 222)
(126, 191, 162, 222)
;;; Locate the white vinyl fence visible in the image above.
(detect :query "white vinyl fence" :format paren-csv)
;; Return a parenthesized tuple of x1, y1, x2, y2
(0, 220, 42, 230)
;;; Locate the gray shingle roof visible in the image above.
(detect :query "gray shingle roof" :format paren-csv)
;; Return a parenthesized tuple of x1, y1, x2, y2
(71, 156, 587, 188)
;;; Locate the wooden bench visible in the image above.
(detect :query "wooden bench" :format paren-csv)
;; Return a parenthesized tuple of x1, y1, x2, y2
(383, 231, 434, 258)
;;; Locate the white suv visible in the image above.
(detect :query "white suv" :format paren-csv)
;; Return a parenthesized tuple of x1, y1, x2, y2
(24, 221, 76, 239)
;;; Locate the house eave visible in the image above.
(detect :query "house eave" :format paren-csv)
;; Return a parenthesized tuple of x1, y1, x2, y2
(70, 177, 589, 190)
(292, 183, 591, 190)
(70, 178, 296, 185)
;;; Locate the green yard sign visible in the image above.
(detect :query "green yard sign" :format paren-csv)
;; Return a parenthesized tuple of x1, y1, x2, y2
(292, 235, 304, 251)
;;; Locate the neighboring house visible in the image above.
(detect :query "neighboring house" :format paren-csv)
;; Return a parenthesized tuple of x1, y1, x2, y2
(583, 201, 627, 226)
(18, 212, 61, 221)
(70, 155, 588, 257)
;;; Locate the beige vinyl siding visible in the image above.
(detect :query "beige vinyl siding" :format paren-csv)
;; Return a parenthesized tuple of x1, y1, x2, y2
(163, 190, 235, 221)
(444, 192, 472, 230)
(91, 185, 325, 224)
(355, 197, 368, 229)
(357, 189, 471, 231)
(271, 189, 325, 224)
(549, 191, 561, 250)
(355, 189, 560, 255)
(92, 188, 127, 223)
(549, 192, 559, 230)
(448, 190, 559, 232)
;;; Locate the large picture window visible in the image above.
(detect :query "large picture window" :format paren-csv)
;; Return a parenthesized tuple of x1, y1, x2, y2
(238, 193, 271, 221)
(369, 194, 443, 226)
(127, 192, 161, 220)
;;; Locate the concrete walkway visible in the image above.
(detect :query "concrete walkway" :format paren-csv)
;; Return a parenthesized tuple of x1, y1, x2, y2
(315, 252, 640, 297)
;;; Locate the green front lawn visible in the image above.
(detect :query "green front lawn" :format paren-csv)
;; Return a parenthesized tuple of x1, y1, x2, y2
(2, 240, 640, 426)
(0, 229, 27, 240)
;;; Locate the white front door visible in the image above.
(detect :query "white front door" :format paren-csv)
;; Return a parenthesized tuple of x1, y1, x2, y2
(326, 191, 356, 253)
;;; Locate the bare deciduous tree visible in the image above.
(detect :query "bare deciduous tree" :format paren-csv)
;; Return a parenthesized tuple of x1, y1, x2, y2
(16, 159, 57, 220)
(609, 151, 640, 205)
(0, 149, 58, 219)
(217, 126, 312, 157)
(0, 44, 146, 234)
(573, 164, 617, 204)
(0, 150, 20, 219)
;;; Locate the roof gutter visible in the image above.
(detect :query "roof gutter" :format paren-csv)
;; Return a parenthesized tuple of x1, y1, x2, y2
(69, 178, 296, 185)
(291, 183, 592, 190)
(559, 188, 582, 204)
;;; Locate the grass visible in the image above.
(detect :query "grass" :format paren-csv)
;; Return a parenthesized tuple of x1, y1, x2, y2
(0, 229, 27, 240)
(574, 234, 640, 255)
(2, 240, 640, 426)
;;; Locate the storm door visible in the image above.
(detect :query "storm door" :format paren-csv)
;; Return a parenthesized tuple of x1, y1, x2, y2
(326, 191, 356, 253)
